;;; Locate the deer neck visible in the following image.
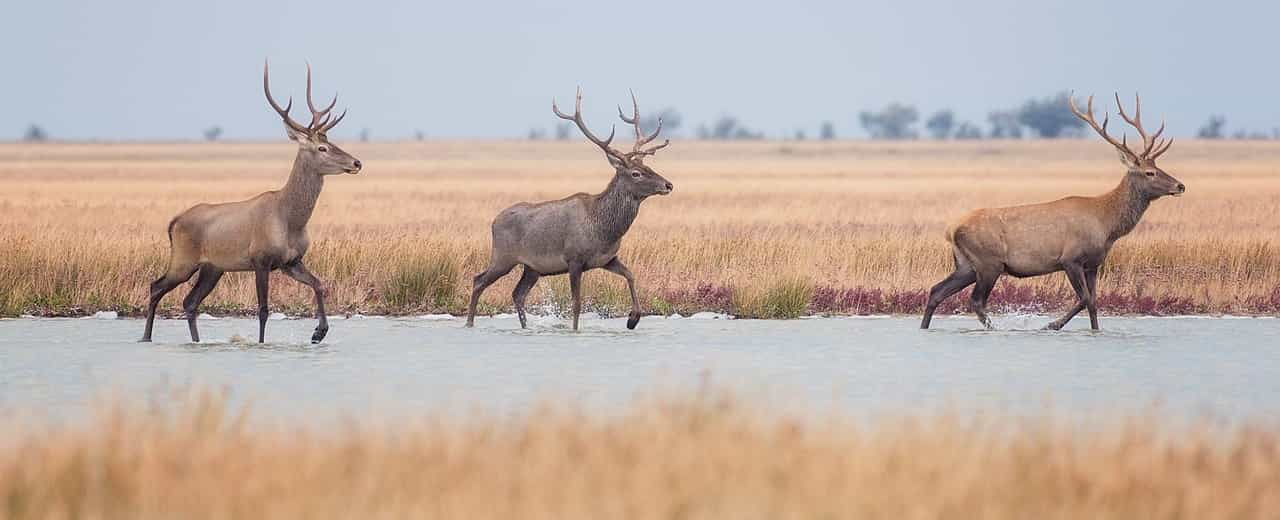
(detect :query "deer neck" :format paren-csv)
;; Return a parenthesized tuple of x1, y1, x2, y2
(279, 151, 326, 232)
(591, 176, 642, 243)
(1100, 175, 1150, 241)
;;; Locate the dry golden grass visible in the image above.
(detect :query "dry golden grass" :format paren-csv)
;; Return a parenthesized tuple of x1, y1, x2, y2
(1, 139, 1277, 317)
(3, 389, 1279, 519)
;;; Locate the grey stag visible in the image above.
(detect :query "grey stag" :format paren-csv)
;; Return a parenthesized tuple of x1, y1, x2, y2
(466, 89, 673, 330)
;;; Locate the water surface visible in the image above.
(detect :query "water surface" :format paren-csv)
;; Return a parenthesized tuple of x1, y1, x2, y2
(2, 314, 1277, 420)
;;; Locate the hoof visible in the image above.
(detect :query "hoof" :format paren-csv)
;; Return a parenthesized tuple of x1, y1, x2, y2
(1043, 322, 1063, 331)
(626, 313, 641, 330)
(139, 338, 152, 343)
(311, 328, 328, 344)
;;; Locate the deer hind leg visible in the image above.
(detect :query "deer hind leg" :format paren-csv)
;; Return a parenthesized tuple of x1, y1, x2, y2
(602, 258, 643, 330)
(141, 262, 199, 342)
(255, 269, 270, 343)
(511, 266, 541, 329)
(282, 261, 329, 343)
(970, 270, 1001, 330)
(182, 265, 224, 343)
(466, 261, 516, 327)
(921, 253, 977, 329)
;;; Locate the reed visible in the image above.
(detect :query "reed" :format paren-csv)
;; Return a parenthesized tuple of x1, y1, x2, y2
(1, 140, 1277, 318)
(2, 389, 1278, 519)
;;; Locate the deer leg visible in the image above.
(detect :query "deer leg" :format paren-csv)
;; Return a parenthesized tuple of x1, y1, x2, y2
(511, 266, 541, 329)
(568, 264, 584, 331)
(466, 262, 516, 327)
(283, 262, 329, 343)
(1049, 263, 1093, 331)
(255, 269, 270, 343)
(1085, 267, 1100, 330)
(182, 265, 224, 343)
(141, 264, 198, 342)
(603, 258, 643, 330)
(970, 272, 1000, 330)
(921, 267, 977, 329)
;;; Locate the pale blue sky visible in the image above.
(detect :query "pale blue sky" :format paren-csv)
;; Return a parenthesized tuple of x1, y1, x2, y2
(4, 0, 1277, 140)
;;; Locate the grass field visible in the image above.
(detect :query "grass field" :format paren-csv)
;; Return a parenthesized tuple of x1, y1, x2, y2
(3, 389, 1279, 519)
(1, 140, 1277, 318)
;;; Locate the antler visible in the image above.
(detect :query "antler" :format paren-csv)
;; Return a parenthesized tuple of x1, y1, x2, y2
(264, 61, 309, 134)
(617, 90, 670, 159)
(554, 87, 620, 159)
(264, 61, 348, 136)
(1114, 93, 1172, 161)
(1069, 92, 1174, 164)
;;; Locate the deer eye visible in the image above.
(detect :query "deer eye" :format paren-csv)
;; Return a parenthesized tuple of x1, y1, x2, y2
(630, 170, 642, 178)
(1145, 171, 1156, 177)
(317, 145, 329, 153)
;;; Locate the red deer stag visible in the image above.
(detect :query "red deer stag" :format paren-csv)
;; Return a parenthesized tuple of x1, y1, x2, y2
(466, 88, 673, 331)
(920, 93, 1185, 330)
(141, 62, 362, 343)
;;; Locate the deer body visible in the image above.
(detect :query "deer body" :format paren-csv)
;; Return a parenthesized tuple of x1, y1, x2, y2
(171, 162, 323, 272)
(921, 93, 1184, 331)
(494, 181, 638, 275)
(466, 89, 673, 331)
(140, 63, 361, 344)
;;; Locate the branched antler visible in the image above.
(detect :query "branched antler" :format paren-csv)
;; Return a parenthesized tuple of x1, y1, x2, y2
(617, 90, 669, 160)
(1069, 92, 1174, 164)
(264, 61, 348, 136)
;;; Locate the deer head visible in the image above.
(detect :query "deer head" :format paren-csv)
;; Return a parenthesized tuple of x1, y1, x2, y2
(1069, 93, 1185, 199)
(264, 62, 362, 175)
(553, 88, 673, 198)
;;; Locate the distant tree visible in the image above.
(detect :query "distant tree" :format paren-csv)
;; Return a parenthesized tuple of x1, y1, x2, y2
(527, 127, 546, 140)
(859, 103, 919, 139)
(639, 108, 683, 137)
(202, 126, 223, 142)
(925, 110, 955, 139)
(1232, 130, 1248, 140)
(359, 128, 371, 142)
(794, 129, 807, 141)
(819, 121, 836, 140)
(414, 130, 426, 141)
(23, 124, 47, 142)
(554, 122, 572, 140)
(1016, 92, 1084, 138)
(698, 115, 763, 140)
(987, 110, 1023, 139)
(953, 122, 983, 140)
(1197, 115, 1226, 139)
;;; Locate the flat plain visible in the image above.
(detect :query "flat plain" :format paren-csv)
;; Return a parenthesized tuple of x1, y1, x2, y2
(1, 139, 1277, 318)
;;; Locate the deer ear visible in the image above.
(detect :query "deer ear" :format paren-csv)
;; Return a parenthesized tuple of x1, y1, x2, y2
(606, 152, 626, 170)
(1117, 149, 1139, 169)
(284, 123, 311, 143)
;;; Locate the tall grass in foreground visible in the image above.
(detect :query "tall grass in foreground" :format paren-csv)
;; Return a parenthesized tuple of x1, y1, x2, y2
(1, 140, 1278, 318)
(2, 390, 1279, 519)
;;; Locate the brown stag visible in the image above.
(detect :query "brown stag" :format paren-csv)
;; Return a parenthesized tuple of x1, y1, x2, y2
(141, 62, 362, 344)
(920, 93, 1185, 330)
(466, 88, 673, 331)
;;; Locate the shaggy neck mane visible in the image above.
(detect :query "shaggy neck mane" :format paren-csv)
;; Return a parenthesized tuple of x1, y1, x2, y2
(1099, 174, 1150, 242)
(591, 175, 642, 243)
(280, 150, 326, 232)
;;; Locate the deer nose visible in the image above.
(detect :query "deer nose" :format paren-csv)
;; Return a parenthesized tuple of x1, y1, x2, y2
(665, 182, 673, 191)
(353, 159, 362, 169)
(1177, 183, 1185, 192)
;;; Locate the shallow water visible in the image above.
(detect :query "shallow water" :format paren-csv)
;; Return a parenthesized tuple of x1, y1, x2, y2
(1, 314, 1278, 420)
